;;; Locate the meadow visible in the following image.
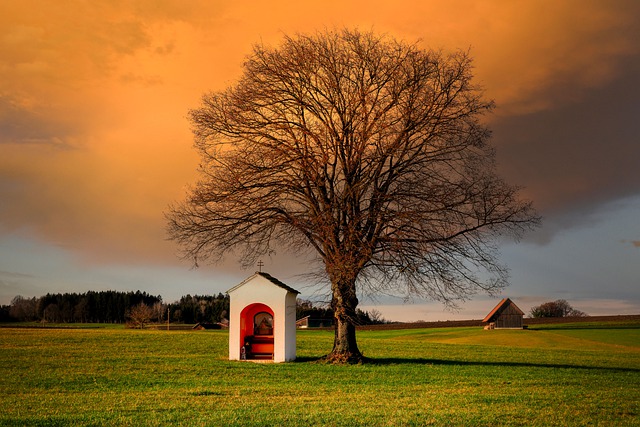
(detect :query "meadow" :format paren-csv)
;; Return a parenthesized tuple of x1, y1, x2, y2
(1, 321, 638, 426)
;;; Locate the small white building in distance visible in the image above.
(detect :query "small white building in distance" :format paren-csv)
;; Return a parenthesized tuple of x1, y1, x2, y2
(227, 272, 299, 363)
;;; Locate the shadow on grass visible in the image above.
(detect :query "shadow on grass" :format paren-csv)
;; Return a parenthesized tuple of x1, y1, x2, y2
(295, 356, 640, 373)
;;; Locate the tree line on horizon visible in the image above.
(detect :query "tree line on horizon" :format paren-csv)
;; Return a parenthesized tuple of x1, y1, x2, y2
(0, 291, 229, 325)
(0, 292, 388, 326)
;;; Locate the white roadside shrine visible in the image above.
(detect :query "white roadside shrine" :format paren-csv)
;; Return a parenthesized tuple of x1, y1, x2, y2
(227, 272, 299, 362)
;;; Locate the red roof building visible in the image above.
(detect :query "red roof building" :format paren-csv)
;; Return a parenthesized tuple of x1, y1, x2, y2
(483, 298, 525, 329)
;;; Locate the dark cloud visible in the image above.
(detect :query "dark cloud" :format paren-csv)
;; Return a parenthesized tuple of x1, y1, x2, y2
(0, 94, 77, 146)
(491, 55, 640, 242)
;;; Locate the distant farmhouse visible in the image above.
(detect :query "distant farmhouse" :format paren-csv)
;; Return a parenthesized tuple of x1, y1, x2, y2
(483, 298, 525, 329)
(192, 321, 227, 330)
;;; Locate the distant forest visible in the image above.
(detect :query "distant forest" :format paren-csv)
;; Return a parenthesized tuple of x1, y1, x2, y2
(0, 291, 229, 325)
(0, 292, 387, 325)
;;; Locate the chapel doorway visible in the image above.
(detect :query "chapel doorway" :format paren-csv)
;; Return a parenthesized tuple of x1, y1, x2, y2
(240, 303, 274, 360)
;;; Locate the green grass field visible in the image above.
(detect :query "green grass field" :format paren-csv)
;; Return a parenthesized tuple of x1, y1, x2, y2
(1, 321, 638, 426)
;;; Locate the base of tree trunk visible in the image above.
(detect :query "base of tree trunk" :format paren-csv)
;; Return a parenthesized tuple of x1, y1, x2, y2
(323, 350, 366, 364)
(328, 312, 364, 363)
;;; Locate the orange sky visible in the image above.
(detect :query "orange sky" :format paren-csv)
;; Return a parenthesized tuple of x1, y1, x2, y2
(1, 1, 639, 317)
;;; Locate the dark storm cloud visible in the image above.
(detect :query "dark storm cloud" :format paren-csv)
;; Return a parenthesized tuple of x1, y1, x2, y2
(491, 56, 640, 242)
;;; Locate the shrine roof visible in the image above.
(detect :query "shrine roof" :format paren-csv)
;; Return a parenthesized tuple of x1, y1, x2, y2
(227, 272, 300, 295)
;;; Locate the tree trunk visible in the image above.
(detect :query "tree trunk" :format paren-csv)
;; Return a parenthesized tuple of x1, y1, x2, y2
(326, 277, 364, 363)
(328, 315, 363, 363)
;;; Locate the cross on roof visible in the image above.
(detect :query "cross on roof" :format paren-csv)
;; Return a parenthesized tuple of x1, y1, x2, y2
(257, 260, 264, 272)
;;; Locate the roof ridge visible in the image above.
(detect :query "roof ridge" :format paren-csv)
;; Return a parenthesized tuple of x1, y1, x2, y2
(255, 272, 300, 294)
(483, 297, 524, 323)
(227, 272, 300, 294)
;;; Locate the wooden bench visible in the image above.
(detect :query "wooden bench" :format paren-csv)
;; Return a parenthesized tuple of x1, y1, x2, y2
(246, 335, 274, 359)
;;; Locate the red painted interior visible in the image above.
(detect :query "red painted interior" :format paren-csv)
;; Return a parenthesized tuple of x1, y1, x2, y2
(239, 303, 274, 359)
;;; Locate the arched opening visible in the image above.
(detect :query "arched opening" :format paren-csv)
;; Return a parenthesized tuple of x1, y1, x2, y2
(239, 303, 274, 360)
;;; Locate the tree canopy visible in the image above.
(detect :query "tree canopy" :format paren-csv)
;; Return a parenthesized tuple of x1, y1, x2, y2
(530, 299, 587, 318)
(167, 29, 539, 362)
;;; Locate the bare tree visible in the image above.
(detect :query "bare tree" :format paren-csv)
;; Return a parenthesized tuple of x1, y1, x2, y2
(9, 295, 38, 322)
(43, 303, 61, 323)
(367, 309, 386, 325)
(167, 29, 539, 362)
(127, 303, 154, 329)
(152, 301, 166, 323)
